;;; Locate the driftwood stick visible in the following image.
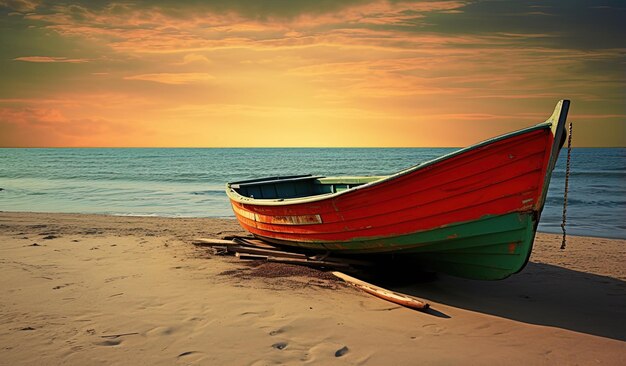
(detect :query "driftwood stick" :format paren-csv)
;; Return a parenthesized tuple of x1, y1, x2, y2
(196, 237, 364, 269)
(234, 246, 307, 259)
(192, 238, 238, 246)
(267, 256, 351, 268)
(332, 271, 429, 310)
(235, 252, 268, 260)
(209, 245, 227, 251)
(232, 237, 279, 249)
(222, 235, 255, 241)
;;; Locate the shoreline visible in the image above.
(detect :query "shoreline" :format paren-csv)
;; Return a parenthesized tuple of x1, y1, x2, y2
(2, 210, 624, 241)
(0, 211, 624, 364)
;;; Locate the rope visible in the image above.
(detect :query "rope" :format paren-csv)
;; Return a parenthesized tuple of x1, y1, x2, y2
(560, 122, 573, 250)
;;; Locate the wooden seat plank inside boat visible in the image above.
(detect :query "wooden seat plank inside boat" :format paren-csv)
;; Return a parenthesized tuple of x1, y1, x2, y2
(231, 175, 385, 199)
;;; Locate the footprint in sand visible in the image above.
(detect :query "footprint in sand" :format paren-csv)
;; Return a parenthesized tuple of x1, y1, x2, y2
(272, 342, 288, 350)
(269, 327, 287, 336)
(147, 326, 178, 336)
(104, 275, 128, 283)
(96, 339, 122, 347)
(176, 351, 205, 363)
(52, 283, 72, 290)
(422, 323, 446, 334)
(335, 346, 349, 357)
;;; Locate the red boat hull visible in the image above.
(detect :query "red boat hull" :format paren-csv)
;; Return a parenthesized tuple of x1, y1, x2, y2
(231, 128, 552, 241)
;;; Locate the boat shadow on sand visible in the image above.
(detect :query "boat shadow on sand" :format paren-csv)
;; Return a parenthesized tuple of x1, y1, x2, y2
(363, 262, 626, 341)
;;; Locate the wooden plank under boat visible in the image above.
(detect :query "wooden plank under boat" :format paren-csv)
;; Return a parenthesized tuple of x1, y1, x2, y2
(226, 100, 570, 280)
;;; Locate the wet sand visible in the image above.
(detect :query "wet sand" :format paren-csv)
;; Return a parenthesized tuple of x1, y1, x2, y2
(0, 212, 624, 365)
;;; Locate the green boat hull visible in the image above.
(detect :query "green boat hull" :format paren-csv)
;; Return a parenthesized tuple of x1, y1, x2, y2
(258, 212, 537, 280)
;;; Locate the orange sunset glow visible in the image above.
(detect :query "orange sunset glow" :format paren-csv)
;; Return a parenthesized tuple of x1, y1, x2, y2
(0, 0, 624, 147)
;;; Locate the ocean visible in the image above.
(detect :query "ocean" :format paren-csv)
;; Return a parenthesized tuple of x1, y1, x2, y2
(1, 148, 624, 239)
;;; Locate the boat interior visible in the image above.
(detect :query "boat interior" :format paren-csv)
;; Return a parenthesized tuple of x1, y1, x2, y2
(229, 175, 385, 200)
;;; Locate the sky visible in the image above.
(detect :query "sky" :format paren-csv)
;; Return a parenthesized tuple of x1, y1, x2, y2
(0, 0, 624, 147)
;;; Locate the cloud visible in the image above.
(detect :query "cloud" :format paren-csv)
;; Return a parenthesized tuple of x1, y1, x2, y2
(293, 0, 468, 27)
(13, 56, 89, 63)
(124, 73, 215, 84)
(0, 0, 38, 12)
(0, 105, 141, 147)
(175, 53, 211, 65)
(425, 0, 626, 50)
(15, 1, 469, 54)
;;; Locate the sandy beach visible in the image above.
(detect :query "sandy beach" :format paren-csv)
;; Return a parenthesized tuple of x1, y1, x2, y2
(0, 211, 624, 365)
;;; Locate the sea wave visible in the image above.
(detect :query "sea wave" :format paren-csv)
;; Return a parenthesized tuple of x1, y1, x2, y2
(190, 190, 225, 196)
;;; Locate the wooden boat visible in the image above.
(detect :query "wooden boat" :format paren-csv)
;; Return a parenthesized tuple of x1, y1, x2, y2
(226, 100, 570, 280)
